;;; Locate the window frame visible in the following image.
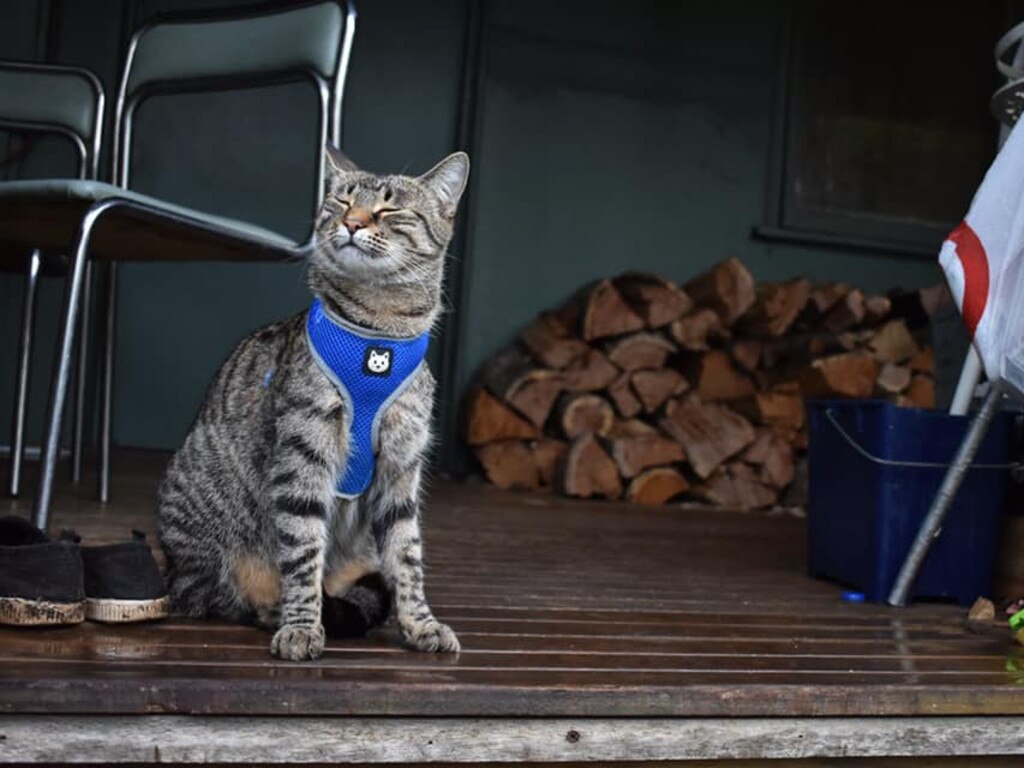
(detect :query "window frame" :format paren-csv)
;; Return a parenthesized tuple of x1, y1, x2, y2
(755, 1, 994, 259)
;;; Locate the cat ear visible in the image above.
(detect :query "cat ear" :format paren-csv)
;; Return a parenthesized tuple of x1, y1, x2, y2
(324, 142, 358, 179)
(418, 152, 470, 218)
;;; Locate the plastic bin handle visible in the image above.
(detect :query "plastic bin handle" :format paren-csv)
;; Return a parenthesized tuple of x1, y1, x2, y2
(824, 408, 1018, 470)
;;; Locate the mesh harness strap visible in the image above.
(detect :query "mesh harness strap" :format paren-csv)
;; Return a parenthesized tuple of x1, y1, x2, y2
(305, 298, 430, 497)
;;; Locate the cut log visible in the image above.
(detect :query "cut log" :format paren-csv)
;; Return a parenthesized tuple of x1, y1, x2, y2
(869, 319, 920, 364)
(614, 272, 693, 328)
(668, 308, 726, 351)
(474, 441, 540, 490)
(807, 282, 852, 317)
(683, 350, 756, 402)
(876, 362, 911, 395)
(626, 467, 690, 506)
(521, 312, 589, 369)
(481, 346, 563, 428)
(465, 388, 540, 445)
(761, 332, 848, 369)
(902, 374, 936, 409)
(908, 347, 935, 375)
(580, 279, 645, 341)
(606, 372, 643, 418)
(531, 438, 568, 487)
(631, 368, 689, 413)
(561, 433, 623, 499)
(919, 283, 953, 318)
(823, 288, 866, 334)
(659, 397, 756, 479)
(607, 418, 657, 439)
(740, 278, 810, 339)
(799, 352, 880, 399)
(692, 462, 778, 510)
(607, 432, 686, 478)
(555, 393, 615, 439)
(732, 389, 805, 432)
(741, 430, 795, 490)
(837, 329, 874, 350)
(792, 429, 809, 452)
(605, 332, 676, 372)
(888, 284, 952, 328)
(684, 257, 757, 326)
(863, 294, 892, 325)
(562, 348, 619, 391)
(730, 339, 762, 373)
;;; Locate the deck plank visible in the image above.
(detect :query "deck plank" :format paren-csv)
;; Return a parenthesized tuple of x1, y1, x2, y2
(0, 451, 1020, 717)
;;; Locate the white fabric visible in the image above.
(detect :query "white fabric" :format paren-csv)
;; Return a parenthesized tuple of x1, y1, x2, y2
(938, 117, 1024, 399)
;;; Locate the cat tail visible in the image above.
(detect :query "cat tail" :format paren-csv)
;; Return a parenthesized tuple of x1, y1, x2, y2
(321, 572, 393, 638)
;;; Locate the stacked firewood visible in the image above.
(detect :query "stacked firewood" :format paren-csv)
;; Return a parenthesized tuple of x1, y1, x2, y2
(464, 258, 944, 509)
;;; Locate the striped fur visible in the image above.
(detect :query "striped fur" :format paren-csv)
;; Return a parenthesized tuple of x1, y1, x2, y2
(157, 149, 469, 660)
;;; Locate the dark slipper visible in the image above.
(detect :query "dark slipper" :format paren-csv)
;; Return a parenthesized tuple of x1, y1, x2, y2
(80, 530, 169, 623)
(0, 516, 84, 626)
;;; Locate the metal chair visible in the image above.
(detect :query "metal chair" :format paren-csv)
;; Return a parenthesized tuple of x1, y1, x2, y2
(0, 61, 105, 499)
(0, 0, 356, 530)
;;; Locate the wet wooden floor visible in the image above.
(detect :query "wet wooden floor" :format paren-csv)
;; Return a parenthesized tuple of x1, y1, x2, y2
(1, 451, 1021, 718)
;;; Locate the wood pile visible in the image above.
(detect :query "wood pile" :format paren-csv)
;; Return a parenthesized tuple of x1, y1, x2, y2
(465, 259, 944, 509)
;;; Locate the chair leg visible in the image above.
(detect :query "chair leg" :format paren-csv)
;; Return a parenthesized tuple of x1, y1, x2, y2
(98, 262, 117, 504)
(71, 261, 93, 484)
(33, 202, 113, 532)
(7, 249, 41, 498)
(887, 386, 1003, 607)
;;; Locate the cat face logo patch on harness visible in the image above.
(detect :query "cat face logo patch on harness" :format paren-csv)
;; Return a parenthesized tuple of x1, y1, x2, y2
(363, 347, 393, 376)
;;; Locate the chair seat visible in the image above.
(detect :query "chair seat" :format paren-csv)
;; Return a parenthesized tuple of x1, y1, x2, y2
(0, 179, 309, 263)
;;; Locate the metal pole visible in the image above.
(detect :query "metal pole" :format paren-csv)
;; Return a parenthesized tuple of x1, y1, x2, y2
(71, 262, 93, 484)
(7, 250, 41, 498)
(950, 346, 983, 416)
(34, 202, 111, 531)
(887, 386, 1003, 606)
(98, 262, 117, 504)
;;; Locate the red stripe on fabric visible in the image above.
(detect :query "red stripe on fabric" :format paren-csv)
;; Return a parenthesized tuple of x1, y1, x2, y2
(946, 221, 989, 337)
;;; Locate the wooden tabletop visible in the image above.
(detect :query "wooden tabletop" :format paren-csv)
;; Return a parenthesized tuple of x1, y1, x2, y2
(1, 454, 1021, 717)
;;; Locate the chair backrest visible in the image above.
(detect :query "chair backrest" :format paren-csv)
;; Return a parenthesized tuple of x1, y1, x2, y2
(993, 21, 1024, 138)
(113, 0, 356, 240)
(0, 61, 105, 179)
(996, 20, 1024, 84)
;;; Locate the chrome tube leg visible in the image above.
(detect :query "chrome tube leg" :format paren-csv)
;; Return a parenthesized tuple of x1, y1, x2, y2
(33, 202, 112, 531)
(887, 386, 1003, 607)
(71, 261, 93, 484)
(98, 262, 117, 504)
(8, 249, 42, 498)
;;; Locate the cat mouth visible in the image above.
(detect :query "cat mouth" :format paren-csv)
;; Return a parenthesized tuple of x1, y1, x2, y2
(336, 242, 367, 257)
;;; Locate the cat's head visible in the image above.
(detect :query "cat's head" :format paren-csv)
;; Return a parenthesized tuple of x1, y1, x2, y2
(310, 145, 469, 304)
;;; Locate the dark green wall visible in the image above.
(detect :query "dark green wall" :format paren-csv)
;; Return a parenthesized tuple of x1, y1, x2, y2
(1, 0, 943, 466)
(453, 0, 941, 408)
(0, 0, 469, 454)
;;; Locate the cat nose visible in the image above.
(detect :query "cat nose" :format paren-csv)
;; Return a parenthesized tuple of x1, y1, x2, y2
(343, 208, 372, 233)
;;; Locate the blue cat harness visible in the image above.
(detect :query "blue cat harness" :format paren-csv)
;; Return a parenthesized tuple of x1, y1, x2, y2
(304, 298, 430, 498)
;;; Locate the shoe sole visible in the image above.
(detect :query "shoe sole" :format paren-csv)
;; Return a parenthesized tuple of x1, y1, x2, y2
(0, 596, 85, 626)
(85, 595, 170, 623)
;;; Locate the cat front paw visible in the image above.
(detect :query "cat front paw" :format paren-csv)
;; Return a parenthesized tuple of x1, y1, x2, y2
(271, 622, 325, 661)
(401, 619, 460, 653)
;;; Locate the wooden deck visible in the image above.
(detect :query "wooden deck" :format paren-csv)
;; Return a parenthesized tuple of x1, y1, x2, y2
(1, 451, 1023, 763)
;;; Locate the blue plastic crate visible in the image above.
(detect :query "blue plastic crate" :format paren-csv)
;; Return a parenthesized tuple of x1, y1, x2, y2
(807, 400, 1014, 606)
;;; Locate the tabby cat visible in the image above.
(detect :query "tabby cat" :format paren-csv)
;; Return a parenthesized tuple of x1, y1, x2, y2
(157, 146, 469, 660)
